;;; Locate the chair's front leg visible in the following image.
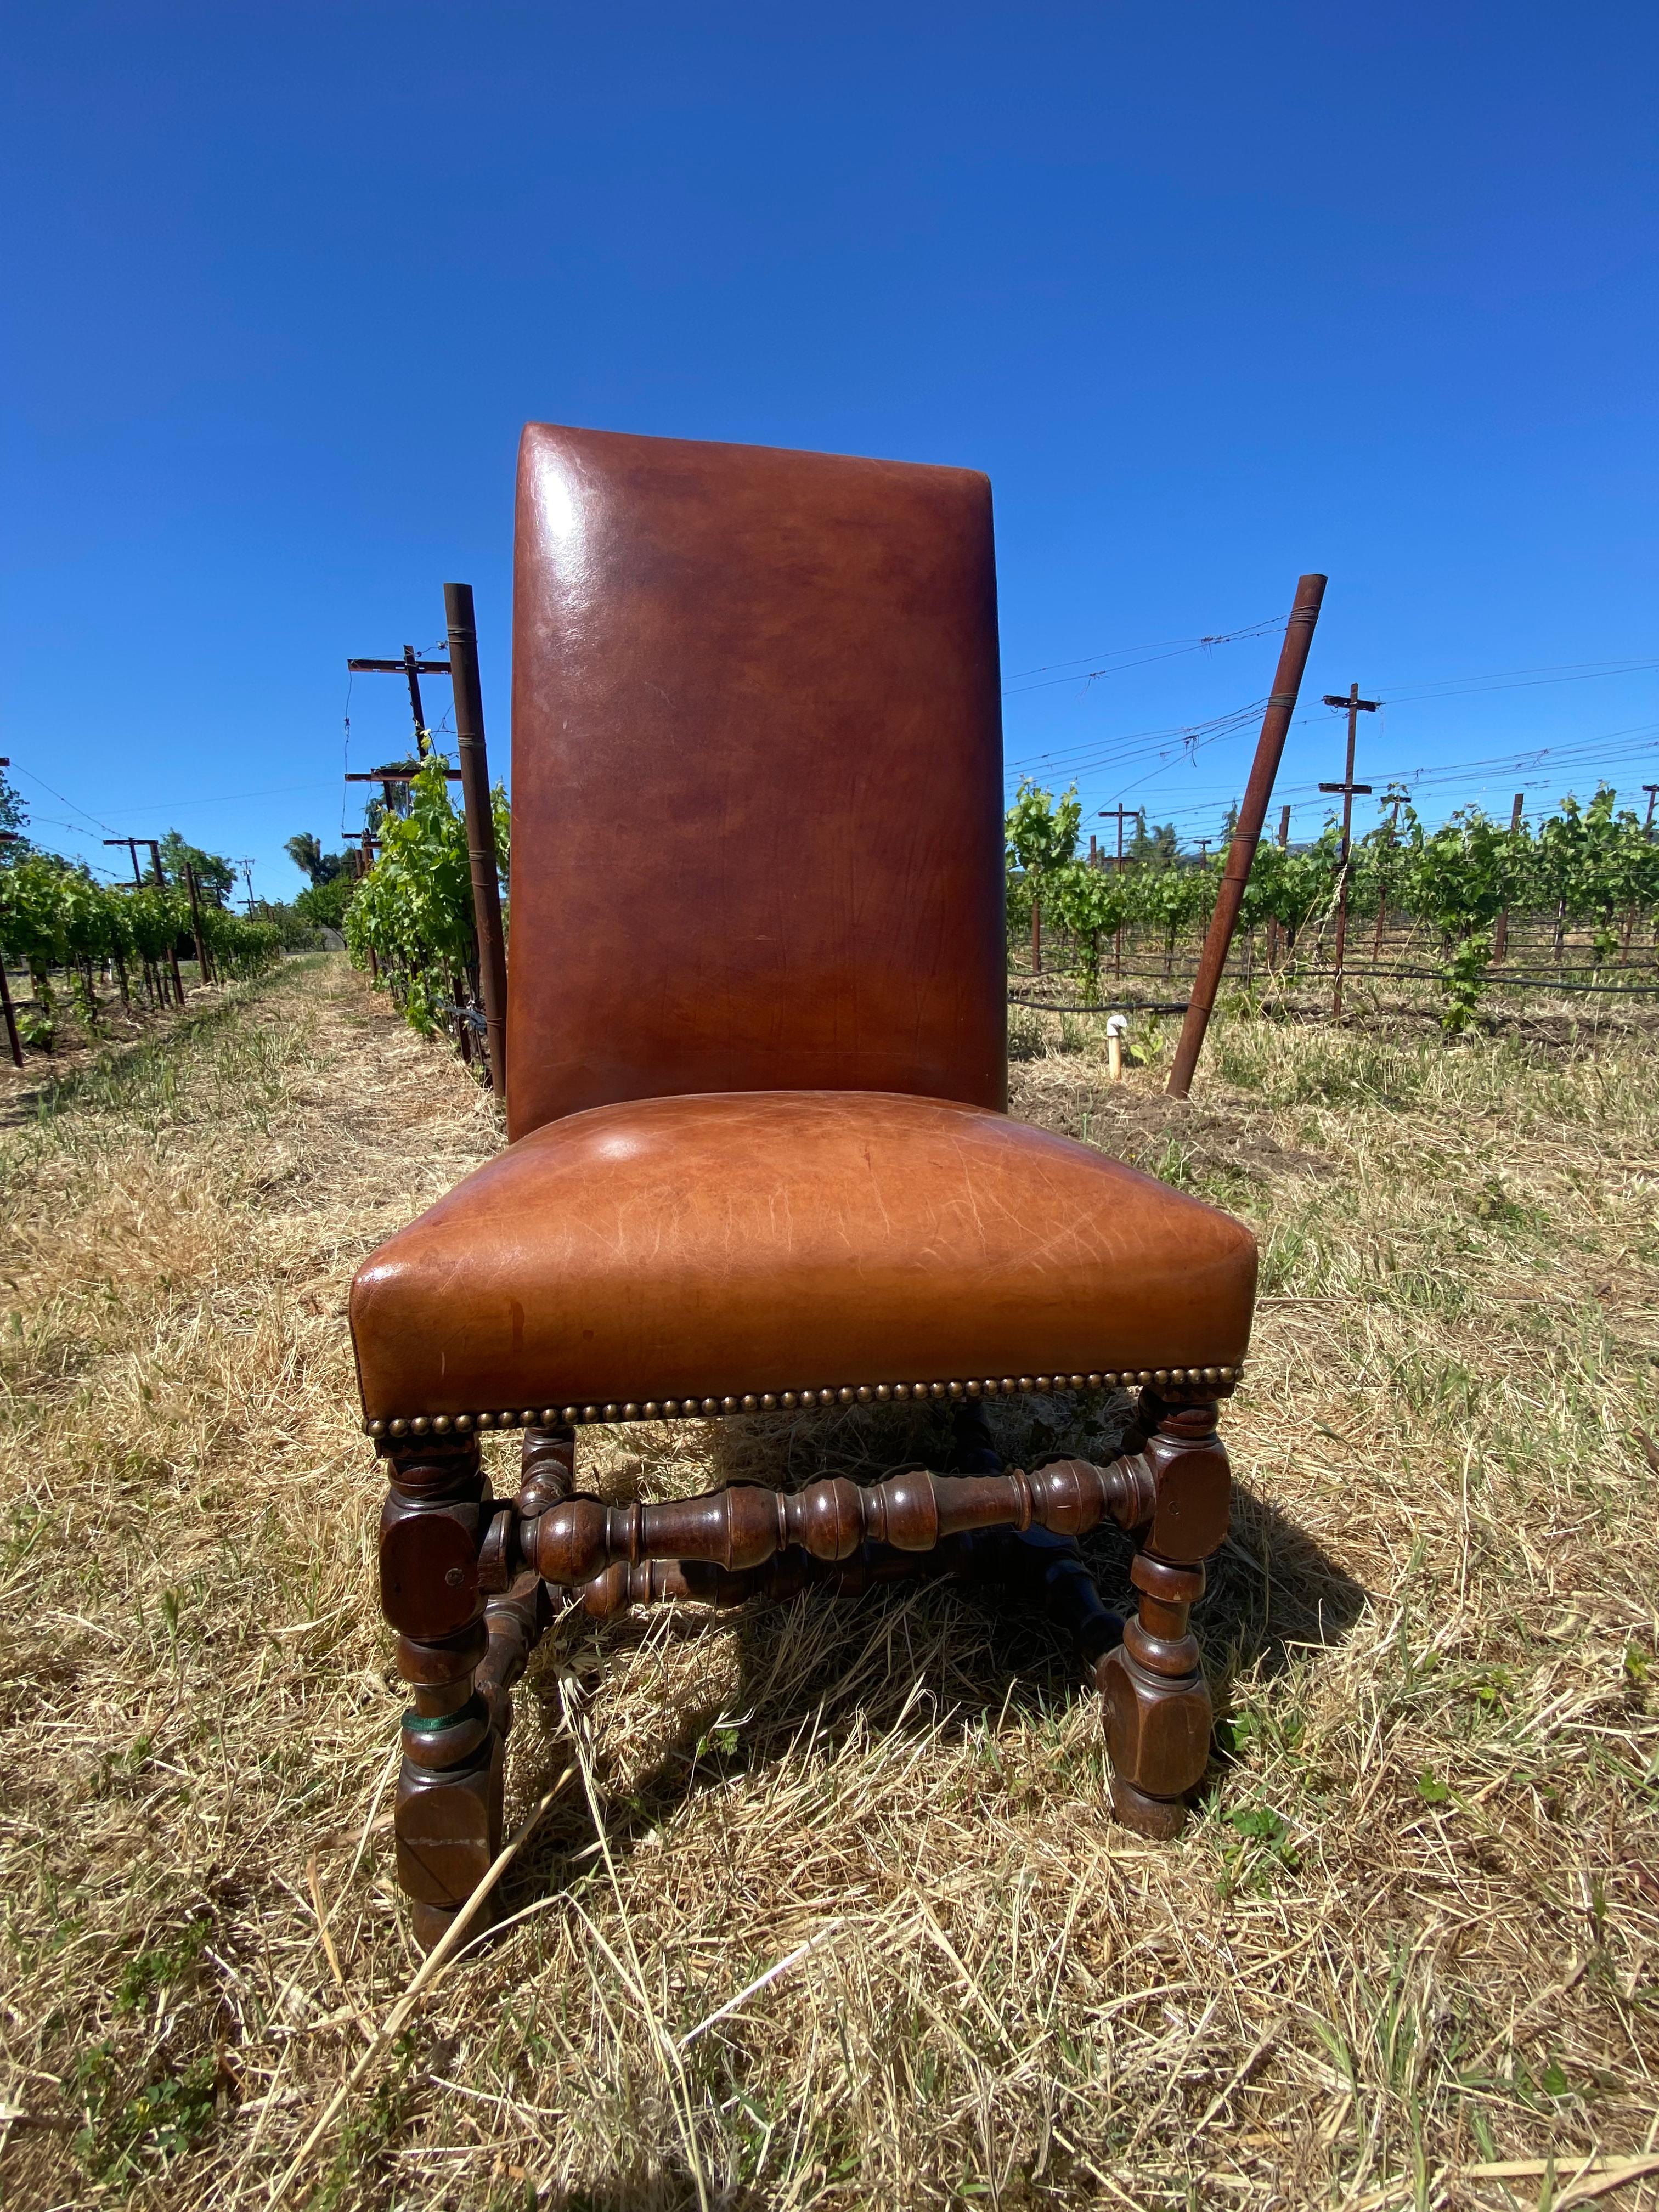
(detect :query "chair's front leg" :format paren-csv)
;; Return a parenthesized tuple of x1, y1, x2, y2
(378, 1437, 502, 1952)
(1098, 1395, 1231, 1838)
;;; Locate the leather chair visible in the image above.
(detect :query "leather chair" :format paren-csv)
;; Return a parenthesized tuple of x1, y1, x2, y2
(352, 424, 1256, 1951)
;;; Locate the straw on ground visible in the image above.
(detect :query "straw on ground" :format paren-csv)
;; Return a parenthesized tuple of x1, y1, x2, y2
(0, 957, 1655, 2209)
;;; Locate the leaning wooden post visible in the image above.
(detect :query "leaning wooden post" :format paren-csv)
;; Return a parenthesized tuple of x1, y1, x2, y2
(444, 583, 509, 1098)
(1167, 574, 1327, 1098)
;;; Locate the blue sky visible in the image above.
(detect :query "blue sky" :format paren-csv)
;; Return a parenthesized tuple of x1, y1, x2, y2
(4, 3, 1656, 898)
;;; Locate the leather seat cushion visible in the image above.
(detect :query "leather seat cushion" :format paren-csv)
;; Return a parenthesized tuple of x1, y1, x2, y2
(348, 1090, 1257, 1424)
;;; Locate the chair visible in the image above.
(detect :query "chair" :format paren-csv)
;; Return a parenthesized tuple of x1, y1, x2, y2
(351, 424, 1256, 1951)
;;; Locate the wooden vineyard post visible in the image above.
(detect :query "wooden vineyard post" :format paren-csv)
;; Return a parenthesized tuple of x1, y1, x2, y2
(1100, 805, 1137, 979)
(0, 959, 21, 1067)
(1167, 574, 1327, 1099)
(1372, 791, 1408, 964)
(1264, 805, 1290, 972)
(1318, 683, 1378, 1017)
(1491, 792, 1525, 966)
(144, 840, 185, 1006)
(358, 833, 380, 984)
(184, 865, 212, 985)
(444, 583, 509, 1099)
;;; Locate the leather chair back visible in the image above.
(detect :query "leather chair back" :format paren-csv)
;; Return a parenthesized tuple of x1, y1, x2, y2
(508, 424, 1007, 1140)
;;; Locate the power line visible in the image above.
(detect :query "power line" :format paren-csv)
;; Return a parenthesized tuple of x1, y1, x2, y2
(1362, 657, 1659, 705)
(1001, 617, 1280, 697)
(1007, 698, 1268, 778)
(1001, 623, 1261, 683)
(10, 765, 119, 836)
(1012, 715, 1659, 839)
(1008, 656, 1657, 782)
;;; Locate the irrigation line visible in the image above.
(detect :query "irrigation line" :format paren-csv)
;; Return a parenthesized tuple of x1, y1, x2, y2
(1271, 966, 1659, 996)
(1008, 992, 1192, 1015)
(1011, 969, 1659, 1006)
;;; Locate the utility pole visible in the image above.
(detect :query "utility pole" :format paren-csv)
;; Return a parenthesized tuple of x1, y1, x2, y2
(1644, 784, 1658, 831)
(445, 582, 509, 1098)
(346, 645, 451, 757)
(1099, 805, 1137, 978)
(1491, 793, 1525, 965)
(1169, 573, 1328, 1098)
(1318, 683, 1378, 1015)
(241, 860, 256, 917)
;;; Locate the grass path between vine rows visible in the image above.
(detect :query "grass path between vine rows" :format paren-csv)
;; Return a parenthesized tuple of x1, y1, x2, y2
(1, 955, 1656, 2211)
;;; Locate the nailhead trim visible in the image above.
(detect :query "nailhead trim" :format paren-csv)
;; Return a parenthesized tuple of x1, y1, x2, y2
(365, 1365, 1242, 1437)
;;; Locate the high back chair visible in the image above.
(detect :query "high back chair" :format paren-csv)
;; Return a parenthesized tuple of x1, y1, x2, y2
(351, 424, 1256, 1951)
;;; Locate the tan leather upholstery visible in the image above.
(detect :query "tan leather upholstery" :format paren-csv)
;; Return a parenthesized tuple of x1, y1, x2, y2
(509, 425, 1007, 1143)
(349, 1091, 1256, 1424)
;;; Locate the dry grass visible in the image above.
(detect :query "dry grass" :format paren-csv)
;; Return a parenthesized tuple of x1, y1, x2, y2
(1, 958, 1656, 2211)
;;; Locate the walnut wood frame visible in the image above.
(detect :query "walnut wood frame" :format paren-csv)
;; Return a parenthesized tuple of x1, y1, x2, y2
(375, 1387, 1231, 1950)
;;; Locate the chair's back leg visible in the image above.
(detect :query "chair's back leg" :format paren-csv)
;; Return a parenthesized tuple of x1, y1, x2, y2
(379, 1437, 503, 1953)
(1098, 1393, 1231, 1838)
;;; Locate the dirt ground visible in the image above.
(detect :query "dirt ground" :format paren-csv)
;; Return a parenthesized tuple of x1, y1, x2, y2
(1, 958, 1656, 2210)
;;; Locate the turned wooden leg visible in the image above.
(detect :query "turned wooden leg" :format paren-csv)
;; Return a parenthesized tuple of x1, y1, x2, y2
(1098, 1394, 1231, 1839)
(475, 1425, 569, 1731)
(515, 1421, 575, 1516)
(379, 1437, 501, 1953)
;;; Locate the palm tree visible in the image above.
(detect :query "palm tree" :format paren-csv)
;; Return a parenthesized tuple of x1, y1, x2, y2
(285, 832, 326, 884)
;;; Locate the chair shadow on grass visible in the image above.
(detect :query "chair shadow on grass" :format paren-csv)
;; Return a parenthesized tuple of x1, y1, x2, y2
(497, 1393, 1372, 1920)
